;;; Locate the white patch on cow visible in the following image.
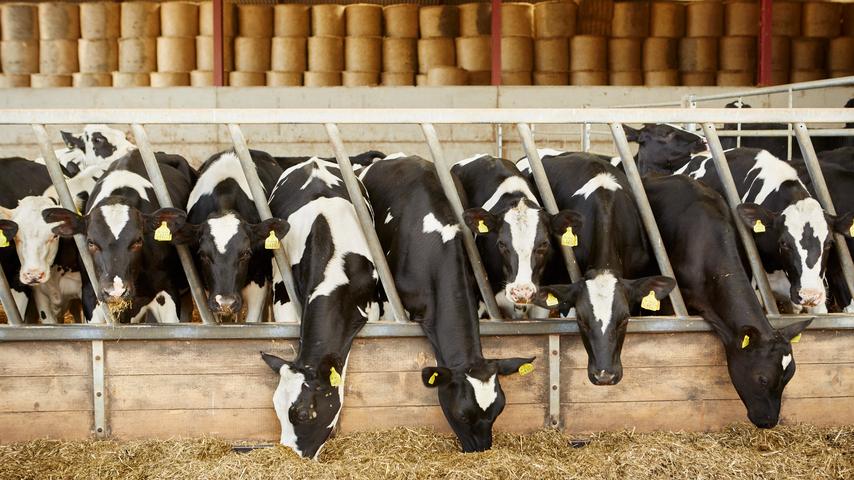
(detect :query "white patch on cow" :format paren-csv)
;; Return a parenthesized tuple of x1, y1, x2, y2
(482, 176, 539, 211)
(43, 163, 110, 212)
(454, 154, 488, 167)
(610, 156, 622, 167)
(384, 211, 393, 224)
(82, 125, 135, 167)
(504, 199, 540, 293)
(300, 160, 342, 190)
(357, 305, 368, 317)
(273, 365, 305, 457)
(100, 204, 130, 240)
(106, 276, 126, 298)
(465, 374, 498, 411)
(4, 196, 63, 283)
(782, 198, 829, 302)
(743, 150, 801, 204)
(516, 158, 530, 172)
(187, 152, 253, 211)
(89, 170, 153, 211)
(383, 152, 408, 160)
(32, 268, 82, 323)
(129, 291, 179, 323)
(585, 272, 618, 335)
(422, 213, 460, 243)
(242, 280, 268, 323)
(845, 300, 854, 314)
(572, 173, 622, 199)
(208, 214, 240, 254)
(516, 148, 567, 173)
(675, 156, 712, 180)
(781, 354, 792, 370)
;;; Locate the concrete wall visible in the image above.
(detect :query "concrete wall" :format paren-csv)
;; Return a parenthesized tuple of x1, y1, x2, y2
(0, 86, 849, 167)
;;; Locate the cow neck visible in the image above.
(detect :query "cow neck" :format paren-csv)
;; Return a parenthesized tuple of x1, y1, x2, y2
(702, 257, 775, 337)
(586, 196, 625, 274)
(296, 299, 363, 369)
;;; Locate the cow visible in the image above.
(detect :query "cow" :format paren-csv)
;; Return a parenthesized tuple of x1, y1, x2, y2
(644, 173, 811, 428)
(358, 155, 534, 453)
(273, 150, 386, 171)
(261, 157, 378, 459)
(57, 124, 136, 173)
(43, 150, 195, 323)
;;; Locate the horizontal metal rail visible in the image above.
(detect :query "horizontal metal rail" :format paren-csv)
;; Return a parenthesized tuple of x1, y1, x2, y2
(537, 128, 854, 139)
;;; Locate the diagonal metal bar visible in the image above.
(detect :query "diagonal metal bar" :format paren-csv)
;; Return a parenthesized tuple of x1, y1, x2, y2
(0, 259, 22, 325)
(131, 124, 216, 325)
(701, 123, 779, 315)
(421, 123, 502, 320)
(610, 123, 689, 316)
(325, 123, 408, 323)
(228, 124, 301, 321)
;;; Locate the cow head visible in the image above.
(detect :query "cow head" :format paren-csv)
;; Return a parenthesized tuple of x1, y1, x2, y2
(737, 203, 854, 309)
(721, 319, 811, 428)
(152, 209, 289, 320)
(422, 357, 533, 452)
(533, 270, 675, 385)
(463, 204, 583, 306)
(61, 125, 135, 170)
(624, 124, 707, 175)
(0, 197, 65, 285)
(262, 351, 346, 459)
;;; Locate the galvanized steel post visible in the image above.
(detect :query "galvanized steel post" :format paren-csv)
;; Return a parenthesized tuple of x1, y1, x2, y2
(0, 261, 21, 325)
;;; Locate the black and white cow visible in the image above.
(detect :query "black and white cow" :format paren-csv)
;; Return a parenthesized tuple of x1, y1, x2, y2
(644, 173, 811, 428)
(57, 124, 136, 173)
(359, 155, 534, 452)
(44, 150, 195, 323)
(261, 157, 378, 459)
(273, 150, 386, 171)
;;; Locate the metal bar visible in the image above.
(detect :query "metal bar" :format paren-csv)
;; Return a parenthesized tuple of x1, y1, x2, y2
(325, 123, 408, 323)
(548, 334, 560, 428)
(213, 0, 224, 86)
(787, 88, 794, 161)
(758, 0, 772, 86)
(32, 124, 113, 324)
(0, 262, 21, 325)
(715, 128, 854, 137)
(581, 123, 591, 152)
(420, 123, 502, 319)
(793, 123, 854, 301)
(490, 0, 501, 86)
(516, 123, 582, 282)
(701, 123, 780, 314)
(609, 123, 690, 316)
(227, 124, 301, 321)
(91, 340, 107, 437)
(130, 124, 216, 325)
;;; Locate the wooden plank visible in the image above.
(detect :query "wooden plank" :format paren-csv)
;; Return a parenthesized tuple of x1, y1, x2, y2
(110, 408, 280, 441)
(0, 411, 92, 442)
(0, 375, 92, 413)
(0, 341, 90, 377)
(338, 403, 546, 434)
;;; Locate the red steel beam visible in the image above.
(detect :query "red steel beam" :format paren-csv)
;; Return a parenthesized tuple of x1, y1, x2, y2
(213, 0, 224, 86)
(758, 0, 773, 85)
(491, 0, 502, 86)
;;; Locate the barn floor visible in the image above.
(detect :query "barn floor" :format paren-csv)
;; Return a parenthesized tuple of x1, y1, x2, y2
(0, 424, 850, 480)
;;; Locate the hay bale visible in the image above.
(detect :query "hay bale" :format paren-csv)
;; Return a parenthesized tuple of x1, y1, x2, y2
(79, 39, 118, 73)
(845, 3, 854, 36)
(229, 70, 266, 86)
(501, 3, 533, 37)
(383, 4, 419, 38)
(196, 36, 234, 71)
(304, 70, 341, 86)
(802, 1, 842, 38)
(381, 71, 414, 86)
(161, 2, 199, 38)
(570, 35, 607, 71)
(771, 36, 791, 72)
(534, 37, 568, 72)
(650, 1, 685, 38)
(112, 71, 150, 87)
(644, 69, 679, 85)
(717, 70, 754, 86)
(234, 36, 271, 72)
(791, 37, 827, 70)
(770, 70, 789, 85)
(790, 69, 825, 82)
(30, 73, 72, 88)
(571, 70, 608, 85)
(200, 1, 235, 37)
(271, 37, 307, 73)
(681, 71, 716, 86)
(38, 3, 79, 40)
(502, 71, 532, 85)
(686, 1, 723, 37)
(718, 36, 756, 71)
(238, 4, 273, 38)
(468, 70, 491, 85)
(274, 4, 309, 37)
(39, 39, 78, 74)
(345, 36, 381, 72)
(459, 3, 491, 37)
(679, 37, 718, 72)
(419, 6, 459, 38)
(80, 2, 120, 39)
(157, 37, 195, 72)
(383, 38, 416, 73)
(119, 37, 156, 73)
(0, 39, 38, 74)
(308, 36, 343, 72)
(150, 71, 190, 87)
(121, 2, 160, 38)
(346, 4, 382, 37)
(415, 73, 427, 85)
(0, 73, 29, 87)
(830, 69, 854, 79)
(533, 71, 569, 85)
(456, 36, 491, 72)
(610, 70, 643, 85)
(608, 38, 642, 72)
(611, 1, 649, 38)
(190, 70, 213, 86)
(828, 37, 854, 72)
(534, 0, 577, 38)
(725, 1, 759, 36)
(773, 1, 801, 36)
(2, 4, 38, 41)
(427, 66, 467, 85)
(312, 4, 345, 37)
(502, 36, 533, 72)
(343, 71, 379, 86)
(643, 37, 678, 71)
(267, 71, 302, 86)
(577, 0, 614, 36)
(417, 37, 455, 74)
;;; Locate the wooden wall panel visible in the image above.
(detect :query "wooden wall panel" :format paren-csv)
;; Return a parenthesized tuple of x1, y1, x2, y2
(0, 341, 90, 376)
(0, 412, 93, 442)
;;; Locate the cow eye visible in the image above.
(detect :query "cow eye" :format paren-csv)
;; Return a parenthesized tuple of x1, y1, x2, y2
(87, 241, 99, 252)
(240, 250, 252, 260)
(758, 376, 769, 386)
(130, 239, 143, 250)
(497, 241, 509, 253)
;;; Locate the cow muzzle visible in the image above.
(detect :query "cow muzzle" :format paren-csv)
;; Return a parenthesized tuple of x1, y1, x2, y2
(212, 294, 242, 315)
(797, 288, 825, 308)
(103, 276, 130, 300)
(506, 283, 536, 305)
(20, 269, 48, 285)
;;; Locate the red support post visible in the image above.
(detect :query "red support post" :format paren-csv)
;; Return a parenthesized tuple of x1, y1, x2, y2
(758, 0, 773, 86)
(491, 0, 502, 86)
(213, 0, 225, 86)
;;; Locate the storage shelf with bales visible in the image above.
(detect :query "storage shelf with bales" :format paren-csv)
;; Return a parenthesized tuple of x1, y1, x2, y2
(0, 0, 852, 88)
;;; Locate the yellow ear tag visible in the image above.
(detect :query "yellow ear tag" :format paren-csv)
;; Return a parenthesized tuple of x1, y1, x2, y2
(641, 290, 660, 311)
(849, 220, 854, 238)
(264, 231, 280, 250)
(790, 333, 802, 344)
(546, 292, 559, 307)
(561, 227, 578, 247)
(154, 221, 172, 242)
(518, 363, 534, 376)
(329, 367, 342, 387)
(753, 220, 766, 233)
(477, 220, 489, 234)
(428, 372, 439, 385)
(741, 335, 750, 349)
(0, 231, 8, 248)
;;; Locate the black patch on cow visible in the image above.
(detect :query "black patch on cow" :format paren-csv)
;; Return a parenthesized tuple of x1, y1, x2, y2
(799, 223, 821, 269)
(273, 281, 288, 305)
(90, 132, 117, 160)
(39, 311, 46, 320)
(156, 294, 165, 306)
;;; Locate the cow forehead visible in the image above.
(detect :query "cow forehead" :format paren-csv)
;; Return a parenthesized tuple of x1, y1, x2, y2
(99, 204, 132, 240)
(206, 214, 243, 254)
(584, 272, 619, 335)
(503, 200, 544, 241)
(782, 198, 828, 241)
(465, 373, 498, 411)
(482, 176, 539, 211)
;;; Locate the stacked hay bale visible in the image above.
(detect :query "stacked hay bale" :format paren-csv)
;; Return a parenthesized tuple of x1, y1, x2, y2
(792, 1, 840, 82)
(609, 1, 647, 86)
(718, 1, 757, 86)
(570, 35, 607, 85)
(306, 4, 344, 86)
(268, 4, 308, 86)
(419, 5, 460, 85)
(232, 4, 272, 86)
(0, 3, 39, 87)
(577, 0, 613, 36)
(78, 2, 119, 87)
(533, 0, 575, 86)
(195, 1, 235, 86)
(382, 4, 418, 85)
(500, 3, 534, 85)
(678, 0, 722, 87)
(645, 1, 683, 85)
(344, 4, 382, 86)
(117, 1, 159, 87)
(456, 2, 491, 85)
(35, 2, 78, 87)
(833, 3, 854, 78)
(152, 2, 197, 87)
(768, 1, 800, 84)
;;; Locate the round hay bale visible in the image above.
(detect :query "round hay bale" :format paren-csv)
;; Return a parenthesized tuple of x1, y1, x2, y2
(790, 69, 825, 82)
(576, 0, 614, 36)
(772, 2, 801, 36)
(112, 71, 150, 87)
(417, 37, 455, 74)
(343, 71, 379, 86)
(502, 3, 533, 37)
(119, 37, 157, 73)
(427, 66, 467, 85)
(190, 69, 213, 86)
(802, 2, 841, 38)
(156, 37, 195, 72)
(383, 38, 416, 73)
(196, 36, 234, 71)
(771, 36, 791, 72)
(534, 1, 577, 38)
(238, 4, 273, 38)
(200, 1, 235, 37)
(346, 4, 382, 37)
(235, 36, 271, 72)
(681, 71, 716, 86)
(381, 71, 414, 85)
(38, 3, 80, 40)
(570, 35, 607, 72)
(271, 37, 307, 72)
(534, 37, 568, 72)
(1, 4, 38, 41)
(650, 1, 685, 38)
(312, 4, 345, 37)
(121, 2, 160, 38)
(468, 70, 491, 85)
(415, 73, 427, 85)
(678, 37, 718, 72)
(608, 38, 642, 71)
(80, 2, 120, 39)
(571, 70, 608, 85)
(274, 4, 309, 37)
(345, 36, 381, 72)
(830, 69, 854, 78)
(383, 4, 419, 38)
(229, 70, 266, 86)
(725, 1, 759, 36)
(644, 69, 679, 85)
(828, 37, 854, 71)
(459, 2, 491, 37)
(308, 36, 343, 72)
(150, 71, 190, 86)
(611, 1, 649, 38)
(610, 70, 643, 85)
(30, 73, 72, 88)
(533, 71, 569, 85)
(502, 36, 533, 72)
(161, 2, 199, 38)
(0, 40, 38, 74)
(456, 36, 491, 72)
(419, 5, 459, 38)
(79, 39, 118, 73)
(845, 3, 854, 36)
(769, 70, 789, 84)
(501, 71, 532, 85)
(643, 37, 678, 71)
(304, 70, 341, 86)
(686, 1, 723, 37)
(0, 73, 30, 87)
(717, 70, 754, 86)
(718, 36, 756, 71)
(791, 37, 827, 70)
(267, 70, 302, 86)
(40, 39, 78, 74)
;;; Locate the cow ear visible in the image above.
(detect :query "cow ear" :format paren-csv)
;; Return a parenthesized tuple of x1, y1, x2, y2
(735, 325, 762, 350)
(43, 208, 85, 236)
(319, 353, 344, 387)
(736, 203, 777, 232)
(0, 206, 13, 220)
(422, 366, 452, 388)
(550, 209, 583, 237)
(777, 318, 812, 342)
(831, 211, 854, 237)
(251, 218, 290, 245)
(146, 208, 187, 237)
(626, 276, 676, 305)
(493, 357, 536, 376)
(532, 284, 581, 309)
(0, 220, 18, 241)
(260, 351, 290, 373)
(462, 208, 499, 235)
(623, 125, 641, 142)
(61, 131, 84, 151)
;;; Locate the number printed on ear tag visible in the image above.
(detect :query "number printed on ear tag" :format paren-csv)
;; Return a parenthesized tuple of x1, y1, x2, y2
(154, 222, 172, 242)
(641, 290, 660, 311)
(518, 363, 534, 376)
(561, 227, 578, 247)
(264, 231, 280, 250)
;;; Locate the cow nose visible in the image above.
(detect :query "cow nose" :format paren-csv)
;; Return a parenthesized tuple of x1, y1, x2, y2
(798, 288, 825, 307)
(507, 284, 536, 304)
(213, 294, 241, 313)
(21, 270, 47, 285)
(104, 276, 127, 299)
(592, 370, 618, 385)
